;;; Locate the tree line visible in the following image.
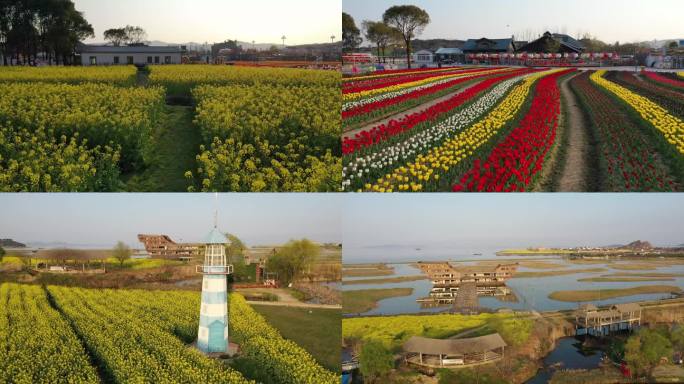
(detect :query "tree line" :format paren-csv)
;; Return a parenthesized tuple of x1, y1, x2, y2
(0, 0, 94, 65)
(343, 5, 430, 69)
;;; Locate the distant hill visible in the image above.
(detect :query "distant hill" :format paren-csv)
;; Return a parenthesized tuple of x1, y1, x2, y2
(619, 240, 653, 250)
(0, 239, 26, 248)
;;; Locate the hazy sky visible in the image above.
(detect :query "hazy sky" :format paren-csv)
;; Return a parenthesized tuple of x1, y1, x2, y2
(343, 194, 684, 253)
(344, 0, 683, 44)
(0, 194, 342, 248)
(74, 0, 341, 45)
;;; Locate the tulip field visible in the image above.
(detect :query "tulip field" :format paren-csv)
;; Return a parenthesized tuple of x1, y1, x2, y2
(0, 65, 340, 192)
(0, 283, 337, 384)
(342, 66, 684, 192)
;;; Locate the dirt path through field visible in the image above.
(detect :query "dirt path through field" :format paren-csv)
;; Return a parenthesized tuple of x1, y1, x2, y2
(557, 74, 589, 191)
(342, 80, 483, 140)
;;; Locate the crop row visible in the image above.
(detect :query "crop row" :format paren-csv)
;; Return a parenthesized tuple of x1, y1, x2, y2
(570, 71, 680, 191)
(0, 66, 137, 85)
(187, 82, 341, 192)
(342, 68, 514, 128)
(452, 69, 571, 192)
(148, 65, 340, 95)
(342, 70, 535, 191)
(591, 70, 684, 155)
(0, 82, 165, 192)
(0, 283, 100, 384)
(642, 70, 684, 90)
(605, 71, 684, 119)
(45, 286, 337, 384)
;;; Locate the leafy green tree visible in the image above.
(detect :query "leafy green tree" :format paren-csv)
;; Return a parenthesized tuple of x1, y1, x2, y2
(668, 41, 679, 49)
(0, 0, 94, 65)
(362, 21, 400, 63)
(382, 5, 430, 69)
(266, 239, 320, 285)
(342, 12, 362, 52)
(359, 340, 393, 383)
(112, 241, 132, 268)
(625, 329, 673, 378)
(671, 326, 684, 353)
(0, 245, 5, 262)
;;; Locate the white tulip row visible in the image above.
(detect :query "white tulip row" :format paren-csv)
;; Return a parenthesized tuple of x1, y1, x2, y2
(342, 73, 479, 112)
(342, 73, 534, 190)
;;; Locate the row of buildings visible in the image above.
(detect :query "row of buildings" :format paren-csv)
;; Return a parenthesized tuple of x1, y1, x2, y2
(77, 41, 341, 66)
(411, 32, 586, 65)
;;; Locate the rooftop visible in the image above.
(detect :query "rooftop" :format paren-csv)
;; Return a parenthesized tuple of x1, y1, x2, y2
(403, 333, 507, 355)
(204, 228, 228, 244)
(79, 44, 183, 54)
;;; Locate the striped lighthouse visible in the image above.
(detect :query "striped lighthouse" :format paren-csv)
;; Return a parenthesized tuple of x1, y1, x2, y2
(196, 226, 232, 353)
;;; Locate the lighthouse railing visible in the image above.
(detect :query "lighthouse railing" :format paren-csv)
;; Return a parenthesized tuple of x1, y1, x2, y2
(196, 265, 234, 274)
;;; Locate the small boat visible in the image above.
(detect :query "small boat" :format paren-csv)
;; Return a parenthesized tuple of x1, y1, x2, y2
(473, 253, 483, 256)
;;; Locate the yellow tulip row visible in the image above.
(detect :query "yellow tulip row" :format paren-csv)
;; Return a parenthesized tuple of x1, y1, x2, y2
(342, 66, 470, 82)
(367, 69, 562, 192)
(344, 67, 509, 101)
(591, 70, 684, 154)
(678, 72, 684, 78)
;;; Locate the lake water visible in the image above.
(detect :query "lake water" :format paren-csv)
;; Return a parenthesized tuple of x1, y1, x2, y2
(526, 337, 603, 384)
(343, 256, 684, 315)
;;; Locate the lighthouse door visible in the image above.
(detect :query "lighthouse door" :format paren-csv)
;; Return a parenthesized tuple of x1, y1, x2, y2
(208, 320, 226, 352)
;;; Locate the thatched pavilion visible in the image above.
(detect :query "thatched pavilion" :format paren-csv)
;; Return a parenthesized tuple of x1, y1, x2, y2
(403, 333, 507, 368)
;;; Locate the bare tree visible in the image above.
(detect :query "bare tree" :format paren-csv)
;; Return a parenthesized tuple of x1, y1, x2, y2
(112, 241, 132, 268)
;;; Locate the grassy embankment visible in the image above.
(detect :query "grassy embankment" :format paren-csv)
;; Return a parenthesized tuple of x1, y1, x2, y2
(578, 277, 675, 282)
(252, 304, 340, 372)
(497, 249, 576, 256)
(549, 285, 681, 302)
(342, 263, 394, 277)
(342, 288, 413, 313)
(513, 268, 607, 278)
(342, 275, 425, 285)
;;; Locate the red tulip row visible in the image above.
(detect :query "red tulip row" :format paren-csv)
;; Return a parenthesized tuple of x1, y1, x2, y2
(342, 69, 533, 155)
(452, 69, 573, 192)
(643, 71, 684, 89)
(574, 71, 678, 191)
(343, 67, 489, 94)
(342, 69, 507, 120)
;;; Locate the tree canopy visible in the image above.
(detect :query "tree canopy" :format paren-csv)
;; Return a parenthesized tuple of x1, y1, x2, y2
(382, 5, 430, 68)
(103, 25, 147, 46)
(266, 239, 320, 285)
(625, 328, 673, 378)
(362, 21, 400, 62)
(0, 0, 94, 65)
(342, 12, 362, 52)
(224, 233, 246, 264)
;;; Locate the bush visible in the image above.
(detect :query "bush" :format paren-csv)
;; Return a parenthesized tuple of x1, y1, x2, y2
(359, 340, 394, 383)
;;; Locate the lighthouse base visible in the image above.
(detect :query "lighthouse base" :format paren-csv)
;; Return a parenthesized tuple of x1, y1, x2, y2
(197, 273, 229, 353)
